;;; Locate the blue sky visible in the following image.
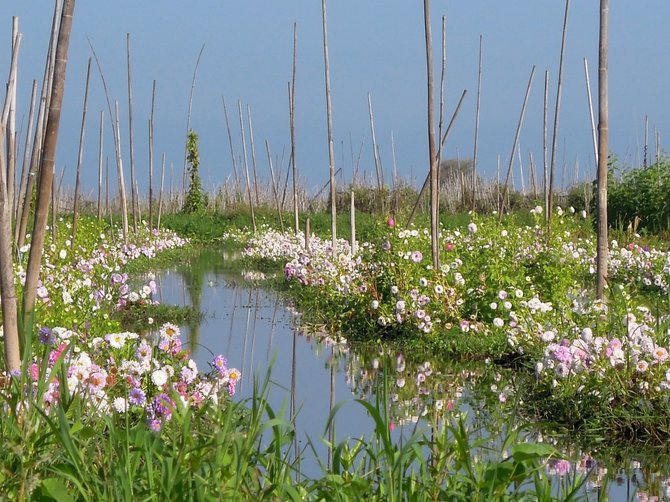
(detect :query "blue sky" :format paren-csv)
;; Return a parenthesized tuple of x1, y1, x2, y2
(1, 1, 669, 197)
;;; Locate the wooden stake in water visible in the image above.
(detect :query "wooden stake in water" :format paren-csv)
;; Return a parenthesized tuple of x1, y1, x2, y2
(472, 35, 483, 211)
(238, 100, 256, 234)
(126, 33, 138, 232)
(15, 79, 37, 242)
(149, 80, 156, 228)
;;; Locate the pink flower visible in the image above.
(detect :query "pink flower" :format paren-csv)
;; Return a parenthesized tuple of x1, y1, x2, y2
(387, 216, 395, 227)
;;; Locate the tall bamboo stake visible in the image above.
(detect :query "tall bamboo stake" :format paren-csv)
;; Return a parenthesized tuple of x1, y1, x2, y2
(97, 110, 103, 220)
(583, 58, 598, 168)
(367, 93, 382, 192)
(157, 153, 165, 231)
(596, 0, 609, 299)
(114, 100, 129, 241)
(350, 190, 356, 255)
(288, 84, 298, 231)
(126, 33, 138, 232)
(17, 0, 60, 249)
(543, 70, 549, 220)
(88, 40, 129, 241)
(472, 35, 483, 211)
(5, 18, 19, 219)
(265, 139, 284, 231)
(221, 97, 241, 201)
(15, 79, 37, 237)
(23, 0, 76, 346)
(548, 0, 571, 220)
(0, 19, 23, 372)
(71, 57, 91, 250)
(183, 44, 205, 198)
(500, 66, 536, 215)
(246, 104, 260, 205)
(423, 0, 439, 270)
(238, 100, 256, 233)
(321, 0, 337, 252)
(148, 80, 156, 228)
(643, 115, 648, 168)
(407, 89, 467, 226)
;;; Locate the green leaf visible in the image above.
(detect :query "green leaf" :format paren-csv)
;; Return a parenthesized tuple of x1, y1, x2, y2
(40, 478, 75, 502)
(511, 442, 557, 462)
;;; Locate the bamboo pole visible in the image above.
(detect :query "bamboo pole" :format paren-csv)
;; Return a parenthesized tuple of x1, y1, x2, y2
(583, 58, 598, 169)
(596, 0, 609, 299)
(543, 70, 549, 221)
(321, 0, 337, 252)
(149, 80, 156, 227)
(221, 96, 241, 202)
(97, 110, 103, 220)
(643, 115, 648, 168)
(126, 33, 138, 232)
(238, 100, 256, 233)
(17, 0, 60, 249)
(367, 93, 382, 192)
(183, 44, 205, 198)
(114, 100, 129, 241)
(15, 79, 37, 238)
(350, 190, 356, 255)
(407, 89, 467, 226)
(0, 19, 23, 372)
(423, 0, 439, 270)
(500, 66, 536, 216)
(23, 0, 76, 343)
(548, 0, 571, 220)
(5, 18, 19, 219)
(246, 104, 260, 206)
(157, 153, 165, 231)
(71, 57, 91, 250)
(472, 35, 483, 211)
(88, 40, 129, 241)
(265, 139, 284, 231)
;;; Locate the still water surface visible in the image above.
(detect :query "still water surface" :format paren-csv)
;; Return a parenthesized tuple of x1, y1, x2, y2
(147, 247, 669, 500)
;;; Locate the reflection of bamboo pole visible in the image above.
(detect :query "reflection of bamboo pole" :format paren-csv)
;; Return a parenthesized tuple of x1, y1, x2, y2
(328, 345, 336, 469)
(290, 312, 298, 463)
(240, 290, 252, 394)
(249, 288, 260, 386)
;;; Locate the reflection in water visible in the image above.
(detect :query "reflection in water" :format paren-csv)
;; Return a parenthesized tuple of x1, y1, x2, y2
(146, 247, 670, 500)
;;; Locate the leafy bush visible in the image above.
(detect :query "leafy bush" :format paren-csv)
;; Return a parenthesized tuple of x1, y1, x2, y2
(607, 160, 670, 233)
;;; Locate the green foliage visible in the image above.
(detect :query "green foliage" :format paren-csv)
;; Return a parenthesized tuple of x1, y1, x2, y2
(182, 130, 207, 215)
(606, 159, 670, 233)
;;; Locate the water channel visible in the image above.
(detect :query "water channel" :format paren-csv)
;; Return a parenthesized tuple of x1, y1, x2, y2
(146, 246, 670, 500)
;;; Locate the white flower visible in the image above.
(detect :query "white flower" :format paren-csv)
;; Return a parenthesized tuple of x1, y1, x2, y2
(59, 249, 67, 260)
(151, 368, 169, 387)
(113, 397, 128, 413)
(467, 222, 478, 234)
(105, 332, 127, 349)
(541, 330, 555, 342)
(371, 300, 379, 310)
(493, 317, 504, 328)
